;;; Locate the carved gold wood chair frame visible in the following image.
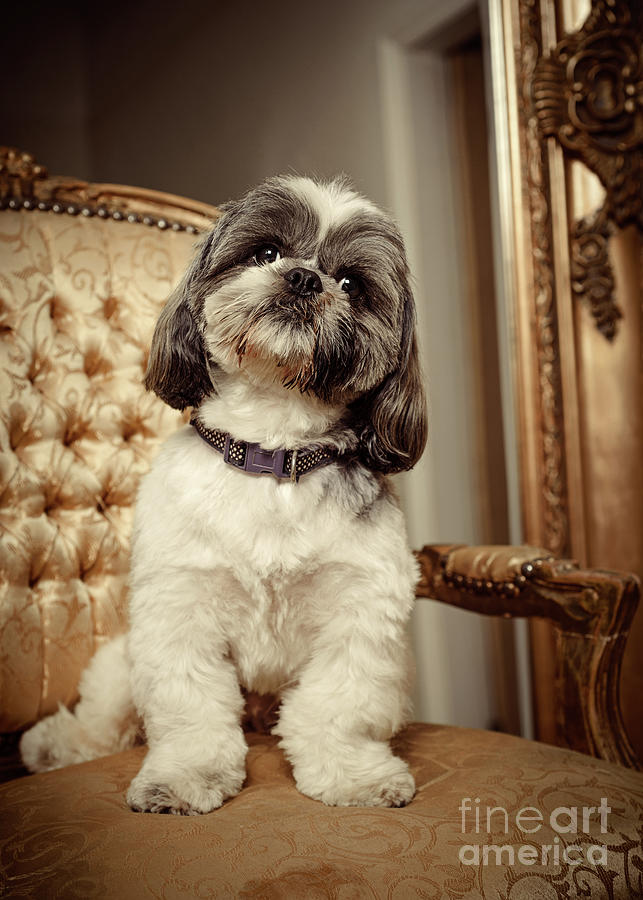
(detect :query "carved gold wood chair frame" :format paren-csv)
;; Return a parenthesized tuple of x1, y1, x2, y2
(0, 142, 639, 772)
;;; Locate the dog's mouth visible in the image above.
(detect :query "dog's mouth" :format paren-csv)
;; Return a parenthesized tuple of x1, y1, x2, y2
(206, 289, 326, 390)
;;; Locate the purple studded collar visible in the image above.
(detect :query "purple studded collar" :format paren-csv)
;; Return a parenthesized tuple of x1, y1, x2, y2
(190, 416, 338, 483)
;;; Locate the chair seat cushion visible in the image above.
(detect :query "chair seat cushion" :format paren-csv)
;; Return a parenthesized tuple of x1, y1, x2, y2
(1, 723, 642, 898)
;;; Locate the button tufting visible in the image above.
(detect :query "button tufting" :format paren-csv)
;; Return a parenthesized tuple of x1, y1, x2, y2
(83, 350, 112, 378)
(0, 203, 197, 730)
(63, 420, 91, 445)
(48, 295, 69, 321)
(102, 296, 118, 320)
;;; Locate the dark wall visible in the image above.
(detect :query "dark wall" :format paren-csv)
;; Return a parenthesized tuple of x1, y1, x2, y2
(2, 0, 397, 206)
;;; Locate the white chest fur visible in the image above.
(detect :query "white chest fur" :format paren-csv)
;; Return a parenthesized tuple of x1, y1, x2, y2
(129, 376, 415, 697)
(130, 428, 366, 693)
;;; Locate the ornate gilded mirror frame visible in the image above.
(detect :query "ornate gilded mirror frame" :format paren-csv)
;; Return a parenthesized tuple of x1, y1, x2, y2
(490, 0, 642, 746)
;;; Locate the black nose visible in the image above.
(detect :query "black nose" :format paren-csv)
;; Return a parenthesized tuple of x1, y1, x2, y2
(284, 267, 323, 296)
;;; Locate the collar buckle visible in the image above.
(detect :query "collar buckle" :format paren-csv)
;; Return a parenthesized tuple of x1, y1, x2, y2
(225, 435, 287, 479)
(247, 445, 287, 478)
(192, 417, 336, 483)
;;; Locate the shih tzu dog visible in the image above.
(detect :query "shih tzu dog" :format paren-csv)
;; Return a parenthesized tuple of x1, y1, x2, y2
(20, 175, 428, 814)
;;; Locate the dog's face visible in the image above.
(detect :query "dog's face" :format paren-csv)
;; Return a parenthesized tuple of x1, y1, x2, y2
(145, 176, 427, 473)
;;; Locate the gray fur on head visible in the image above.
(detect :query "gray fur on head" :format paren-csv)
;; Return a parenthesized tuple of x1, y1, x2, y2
(144, 175, 428, 474)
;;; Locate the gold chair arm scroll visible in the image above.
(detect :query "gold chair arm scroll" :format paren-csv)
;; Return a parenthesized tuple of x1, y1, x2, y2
(415, 544, 640, 769)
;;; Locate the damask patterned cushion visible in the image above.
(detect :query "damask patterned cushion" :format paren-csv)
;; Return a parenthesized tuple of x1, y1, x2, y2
(0, 209, 191, 731)
(1, 724, 642, 899)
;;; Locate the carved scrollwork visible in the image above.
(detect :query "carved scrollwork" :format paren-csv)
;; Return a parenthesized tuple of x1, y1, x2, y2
(519, 0, 569, 556)
(0, 145, 215, 234)
(0, 147, 48, 202)
(533, 0, 642, 339)
(571, 205, 622, 339)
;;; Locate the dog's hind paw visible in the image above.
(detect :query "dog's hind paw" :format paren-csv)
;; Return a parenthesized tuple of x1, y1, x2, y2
(20, 708, 81, 773)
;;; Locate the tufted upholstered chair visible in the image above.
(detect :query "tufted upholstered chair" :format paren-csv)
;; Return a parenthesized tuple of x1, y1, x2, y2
(1, 148, 642, 899)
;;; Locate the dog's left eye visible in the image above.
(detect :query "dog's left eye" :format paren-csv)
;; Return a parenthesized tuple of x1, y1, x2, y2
(338, 274, 362, 300)
(253, 245, 281, 266)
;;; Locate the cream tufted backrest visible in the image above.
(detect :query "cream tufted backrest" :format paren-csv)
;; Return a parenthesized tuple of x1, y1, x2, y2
(0, 149, 218, 732)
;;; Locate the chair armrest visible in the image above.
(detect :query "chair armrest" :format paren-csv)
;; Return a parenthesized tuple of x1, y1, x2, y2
(415, 544, 640, 769)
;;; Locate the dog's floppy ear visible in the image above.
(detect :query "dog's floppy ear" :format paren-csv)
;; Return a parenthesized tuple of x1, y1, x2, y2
(355, 293, 428, 474)
(144, 232, 216, 410)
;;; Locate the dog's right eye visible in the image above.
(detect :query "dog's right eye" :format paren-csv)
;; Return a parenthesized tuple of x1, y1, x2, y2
(252, 245, 281, 266)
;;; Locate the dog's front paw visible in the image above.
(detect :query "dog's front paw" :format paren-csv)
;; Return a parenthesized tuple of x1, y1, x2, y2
(368, 768, 416, 808)
(297, 755, 416, 808)
(127, 766, 245, 815)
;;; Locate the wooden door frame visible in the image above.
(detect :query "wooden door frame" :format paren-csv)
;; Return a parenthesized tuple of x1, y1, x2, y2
(377, 0, 532, 737)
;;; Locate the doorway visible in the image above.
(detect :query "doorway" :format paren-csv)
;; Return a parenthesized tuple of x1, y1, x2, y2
(379, 3, 528, 737)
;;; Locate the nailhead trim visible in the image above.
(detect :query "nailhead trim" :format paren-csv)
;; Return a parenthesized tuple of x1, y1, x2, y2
(439, 554, 555, 599)
(0, 195, 203, 234)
